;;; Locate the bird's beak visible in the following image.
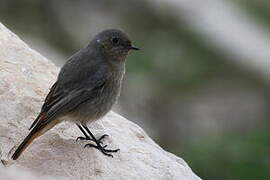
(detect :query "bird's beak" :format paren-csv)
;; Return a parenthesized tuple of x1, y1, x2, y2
(128, 45, 140, 51)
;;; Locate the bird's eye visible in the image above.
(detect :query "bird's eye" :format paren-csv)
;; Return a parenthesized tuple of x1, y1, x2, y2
(111, 37, 120, 45)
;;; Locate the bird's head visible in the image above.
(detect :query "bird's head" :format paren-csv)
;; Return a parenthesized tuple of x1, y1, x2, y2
(92, 29, 139, 62)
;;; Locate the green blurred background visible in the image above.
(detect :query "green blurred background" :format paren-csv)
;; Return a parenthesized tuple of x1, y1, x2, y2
(1, 0, 270, 179)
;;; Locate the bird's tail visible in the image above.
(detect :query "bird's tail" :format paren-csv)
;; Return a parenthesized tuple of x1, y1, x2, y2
(11, 119, 59, 160)
(11, 129, 40, 160)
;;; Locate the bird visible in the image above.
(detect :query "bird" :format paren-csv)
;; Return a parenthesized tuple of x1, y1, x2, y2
(11, 29, 140, 160)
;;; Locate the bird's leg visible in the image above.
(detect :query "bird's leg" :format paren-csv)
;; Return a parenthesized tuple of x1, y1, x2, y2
(82, 125, 120, 157)
(76, 124, 93, 141)
(76, 124, 108, 144)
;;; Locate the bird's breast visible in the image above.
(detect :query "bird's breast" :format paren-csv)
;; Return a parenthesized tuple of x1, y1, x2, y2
(72, 65, 125, 125)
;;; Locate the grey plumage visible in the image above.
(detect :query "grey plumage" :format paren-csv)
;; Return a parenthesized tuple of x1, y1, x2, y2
(12, 29, 139, 160)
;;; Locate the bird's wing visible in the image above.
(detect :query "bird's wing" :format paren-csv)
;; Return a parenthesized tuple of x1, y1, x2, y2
(28, 81, 65, 130)
(34, 85, 104, 131)
(29, 57, 109, 131)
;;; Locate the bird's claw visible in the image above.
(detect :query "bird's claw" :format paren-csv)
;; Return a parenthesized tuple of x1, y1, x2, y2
(98, 134, 108, 141)
(84, 143, 120, 157)
(76, 136, 91, 142)
(76, 134, 109, 144)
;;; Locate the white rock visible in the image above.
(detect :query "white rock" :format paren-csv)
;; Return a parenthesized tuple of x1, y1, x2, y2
(0, 22, 201, 180)
(0, 165, 58, 180)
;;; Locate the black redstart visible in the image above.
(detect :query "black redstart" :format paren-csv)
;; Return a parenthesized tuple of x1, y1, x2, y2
(11, 29, 139, 160)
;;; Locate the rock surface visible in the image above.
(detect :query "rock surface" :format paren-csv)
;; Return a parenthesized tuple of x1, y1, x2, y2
(0, 22, 201, 180)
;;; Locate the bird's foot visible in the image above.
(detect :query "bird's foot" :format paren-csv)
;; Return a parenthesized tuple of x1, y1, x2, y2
(76, 134, 109, 144)
(77, 125, 119, 157)
(84, 143, 120, 157)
